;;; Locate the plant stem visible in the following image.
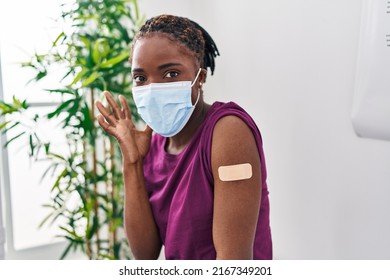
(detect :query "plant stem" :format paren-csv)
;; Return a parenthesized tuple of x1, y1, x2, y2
(83, 140, 93, 259)
(104, 136, 113, 257)
(90, 88, 101, 256)
(110, 138, 117, 253)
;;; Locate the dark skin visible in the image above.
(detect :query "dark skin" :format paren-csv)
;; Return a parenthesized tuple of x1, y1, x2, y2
(96, 33, 262, 259)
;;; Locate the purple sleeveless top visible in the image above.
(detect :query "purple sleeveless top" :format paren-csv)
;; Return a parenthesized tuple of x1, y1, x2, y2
(143, 101, 272, 260)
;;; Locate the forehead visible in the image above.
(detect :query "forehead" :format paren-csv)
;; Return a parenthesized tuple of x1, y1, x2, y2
(131, 33, 197, 69)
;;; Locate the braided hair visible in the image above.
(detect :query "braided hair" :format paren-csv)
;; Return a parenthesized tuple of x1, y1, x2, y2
(132, 15, 220, 75)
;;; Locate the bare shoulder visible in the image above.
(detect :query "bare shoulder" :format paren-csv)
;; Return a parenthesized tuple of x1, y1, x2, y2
(213, 115, 251, 135)
(211, 115, 258, 165)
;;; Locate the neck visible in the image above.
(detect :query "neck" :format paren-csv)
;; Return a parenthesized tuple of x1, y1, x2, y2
(166, 100, 211, 155)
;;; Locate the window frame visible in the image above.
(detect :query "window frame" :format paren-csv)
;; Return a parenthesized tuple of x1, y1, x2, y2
(0, 48, 81, 260)
(0, 52, 6, 260)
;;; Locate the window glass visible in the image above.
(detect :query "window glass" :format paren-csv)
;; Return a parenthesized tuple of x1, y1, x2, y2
(0, 0, 71, 250)
(0, 0, 67, 103)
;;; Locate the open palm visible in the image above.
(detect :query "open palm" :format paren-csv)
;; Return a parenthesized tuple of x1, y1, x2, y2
(95, 91, 152, 163)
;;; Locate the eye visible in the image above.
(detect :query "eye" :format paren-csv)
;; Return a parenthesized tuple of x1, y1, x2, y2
(164, 71, 179, 78)
(133, 75, 146, 83)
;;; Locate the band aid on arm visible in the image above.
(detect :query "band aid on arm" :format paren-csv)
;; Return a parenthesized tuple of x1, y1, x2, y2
(218, 163, 253, 182)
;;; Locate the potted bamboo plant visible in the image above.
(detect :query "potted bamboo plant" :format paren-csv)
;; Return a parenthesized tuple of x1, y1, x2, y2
(0, 0, 144, 259)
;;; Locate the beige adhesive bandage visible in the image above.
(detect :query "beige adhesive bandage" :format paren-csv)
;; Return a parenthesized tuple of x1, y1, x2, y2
(218, 163, 253, 182)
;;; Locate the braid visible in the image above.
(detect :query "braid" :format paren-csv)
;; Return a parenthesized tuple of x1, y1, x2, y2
(189, 20, 220, 75)
(133, 15, 220, 75)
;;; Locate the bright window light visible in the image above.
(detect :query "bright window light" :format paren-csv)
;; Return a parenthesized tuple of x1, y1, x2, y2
(0, 0, 72, 251)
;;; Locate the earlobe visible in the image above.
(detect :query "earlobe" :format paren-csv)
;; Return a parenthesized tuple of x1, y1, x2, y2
(201, 68, 208, 84)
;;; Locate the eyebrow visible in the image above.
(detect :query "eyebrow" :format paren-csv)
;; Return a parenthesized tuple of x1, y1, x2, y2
(132, 63, 183, 73)
(132, 67, 144, 73)
(157, 63, 183, 70)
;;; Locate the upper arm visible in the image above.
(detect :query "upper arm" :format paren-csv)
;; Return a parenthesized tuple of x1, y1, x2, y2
(211, 115, 262, 260)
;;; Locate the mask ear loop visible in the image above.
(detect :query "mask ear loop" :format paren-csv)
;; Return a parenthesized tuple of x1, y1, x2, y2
(191, 68, 203, 87)
(193, 87, 201, 107)
(191, 68, 202, 107)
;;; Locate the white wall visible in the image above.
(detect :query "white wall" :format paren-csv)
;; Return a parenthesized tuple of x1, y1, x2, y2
(0, 187, 4, 260)
(0, 56, 5, 260)
(138, 0, 390, 259)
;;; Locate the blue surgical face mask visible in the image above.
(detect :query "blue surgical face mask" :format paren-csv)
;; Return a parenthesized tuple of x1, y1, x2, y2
(132, 68, 202, 137)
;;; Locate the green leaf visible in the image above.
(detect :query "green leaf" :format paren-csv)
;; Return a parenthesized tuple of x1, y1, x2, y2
(70, 68, 88, 86)
(92, 38, 110, 64)
(86, 214, 99, 240)
(0, 102, 13, 111)
(113, 242, 122, 260)
(41, 203, 56, 209)
(45, 88, 75, 95)
(29, 134, 35, 156)
(59, 226, 79, 239)
(12, 96, 22, 107)
(81, 72, 100, 87)
(98, 253, 115, 260)
(60, 242, 73, 260)
(1, 122, 20, 135)
(0, 121, 10, 131)
(0, 97, 28, 114)
(20, 61, 34, 68)
(35, 70, 48, 81)
(4, 131, 26, 148)
(38, 211, 55, 229)
(81, 103, 94, 140)
(21, 99, 29, 109)
(44, 143, 50, 154)
(47, 99, 74, 119)
(40, 162, 59, 182)
(51, 168, 67, 191)
(79, 36, 91, 50)
(52, 31, 65, 47)
(100, 52, 129, 68)
(60, 69, 74, 82)
(47, 153, 66, 161)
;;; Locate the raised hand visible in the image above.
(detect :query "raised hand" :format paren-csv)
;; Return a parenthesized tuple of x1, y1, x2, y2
(95, 91, 152, 163)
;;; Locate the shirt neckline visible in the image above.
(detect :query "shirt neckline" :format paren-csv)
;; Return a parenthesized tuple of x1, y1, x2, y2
(162, 102, 220, 159)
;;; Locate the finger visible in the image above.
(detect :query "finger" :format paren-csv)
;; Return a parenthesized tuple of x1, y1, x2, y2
(119, 95, 132, 120)
(104, 91, 123, 119)
(144, 124, 153, 135)
(97, 114, 115, 135)
(95, 100, 117, 126)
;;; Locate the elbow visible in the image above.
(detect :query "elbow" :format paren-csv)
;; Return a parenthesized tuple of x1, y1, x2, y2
(132, 249, 160, 260)
(130, 244, 162, 260)
(215, 248, 253, 260)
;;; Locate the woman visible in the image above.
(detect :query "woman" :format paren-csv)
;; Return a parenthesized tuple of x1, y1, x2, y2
(96, 15, 272, 260)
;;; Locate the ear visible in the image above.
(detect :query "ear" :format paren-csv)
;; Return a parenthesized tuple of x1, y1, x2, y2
(200, 68, 207, 85)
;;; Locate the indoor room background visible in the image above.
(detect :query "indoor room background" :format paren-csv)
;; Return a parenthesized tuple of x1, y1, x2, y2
(1, 0, 390, 260)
